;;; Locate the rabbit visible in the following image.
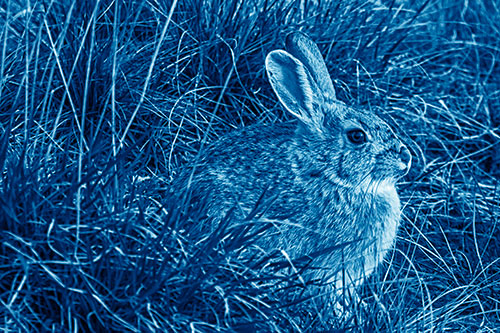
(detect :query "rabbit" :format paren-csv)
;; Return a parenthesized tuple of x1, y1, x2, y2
(171, 32, 411, 300)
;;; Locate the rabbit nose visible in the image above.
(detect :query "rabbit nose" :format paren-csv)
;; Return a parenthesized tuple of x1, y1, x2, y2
(399, 144, 412, 171)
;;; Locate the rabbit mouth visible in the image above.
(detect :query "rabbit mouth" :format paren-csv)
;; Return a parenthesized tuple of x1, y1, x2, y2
(398, 145, 412, 176)
(397, 157, 412, 177)
(399, 162, 411, 177)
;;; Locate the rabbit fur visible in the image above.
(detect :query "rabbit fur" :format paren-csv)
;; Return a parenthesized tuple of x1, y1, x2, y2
(171, 32, 411, 296)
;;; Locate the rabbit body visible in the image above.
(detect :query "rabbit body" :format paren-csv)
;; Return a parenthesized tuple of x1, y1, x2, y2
(172, 33, 411, 293)
(176, 117, 403, 289)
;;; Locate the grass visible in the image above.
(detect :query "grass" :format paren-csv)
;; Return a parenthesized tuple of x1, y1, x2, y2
(1, 0, 499, 331)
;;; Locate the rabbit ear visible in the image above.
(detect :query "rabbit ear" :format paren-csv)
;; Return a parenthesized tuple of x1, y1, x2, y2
(266, 50, 325, 131)
(285, 32, 336, 101)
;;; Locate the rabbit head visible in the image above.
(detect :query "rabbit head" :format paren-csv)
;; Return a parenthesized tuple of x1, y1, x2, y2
(266, 33, 411, 192)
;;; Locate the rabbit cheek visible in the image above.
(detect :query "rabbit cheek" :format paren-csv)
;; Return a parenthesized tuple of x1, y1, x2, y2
(338, 150, 373, 185)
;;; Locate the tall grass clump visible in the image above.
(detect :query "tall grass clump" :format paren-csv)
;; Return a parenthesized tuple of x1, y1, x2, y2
(0, 0, 499, 331)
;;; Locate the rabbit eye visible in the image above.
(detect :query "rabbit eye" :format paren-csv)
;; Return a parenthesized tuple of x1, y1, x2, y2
(346, 128, 367, 145)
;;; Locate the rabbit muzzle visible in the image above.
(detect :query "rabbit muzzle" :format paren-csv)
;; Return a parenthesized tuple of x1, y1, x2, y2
(398, 143, 412, 176)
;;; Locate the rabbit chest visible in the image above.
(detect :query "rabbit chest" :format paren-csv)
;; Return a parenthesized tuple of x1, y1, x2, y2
(287, 178, 402, 287)
(350, 182, 401, 275)
(293, 177, 401, 253)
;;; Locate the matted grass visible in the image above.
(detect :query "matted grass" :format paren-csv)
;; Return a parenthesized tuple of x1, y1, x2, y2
(0, 0, 499, 331)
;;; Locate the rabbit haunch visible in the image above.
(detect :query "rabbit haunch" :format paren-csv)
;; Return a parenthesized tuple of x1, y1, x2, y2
(172, 33, 411, 292)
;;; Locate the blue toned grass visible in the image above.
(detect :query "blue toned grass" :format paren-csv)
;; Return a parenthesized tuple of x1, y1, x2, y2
(0, 0, 499, 331)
